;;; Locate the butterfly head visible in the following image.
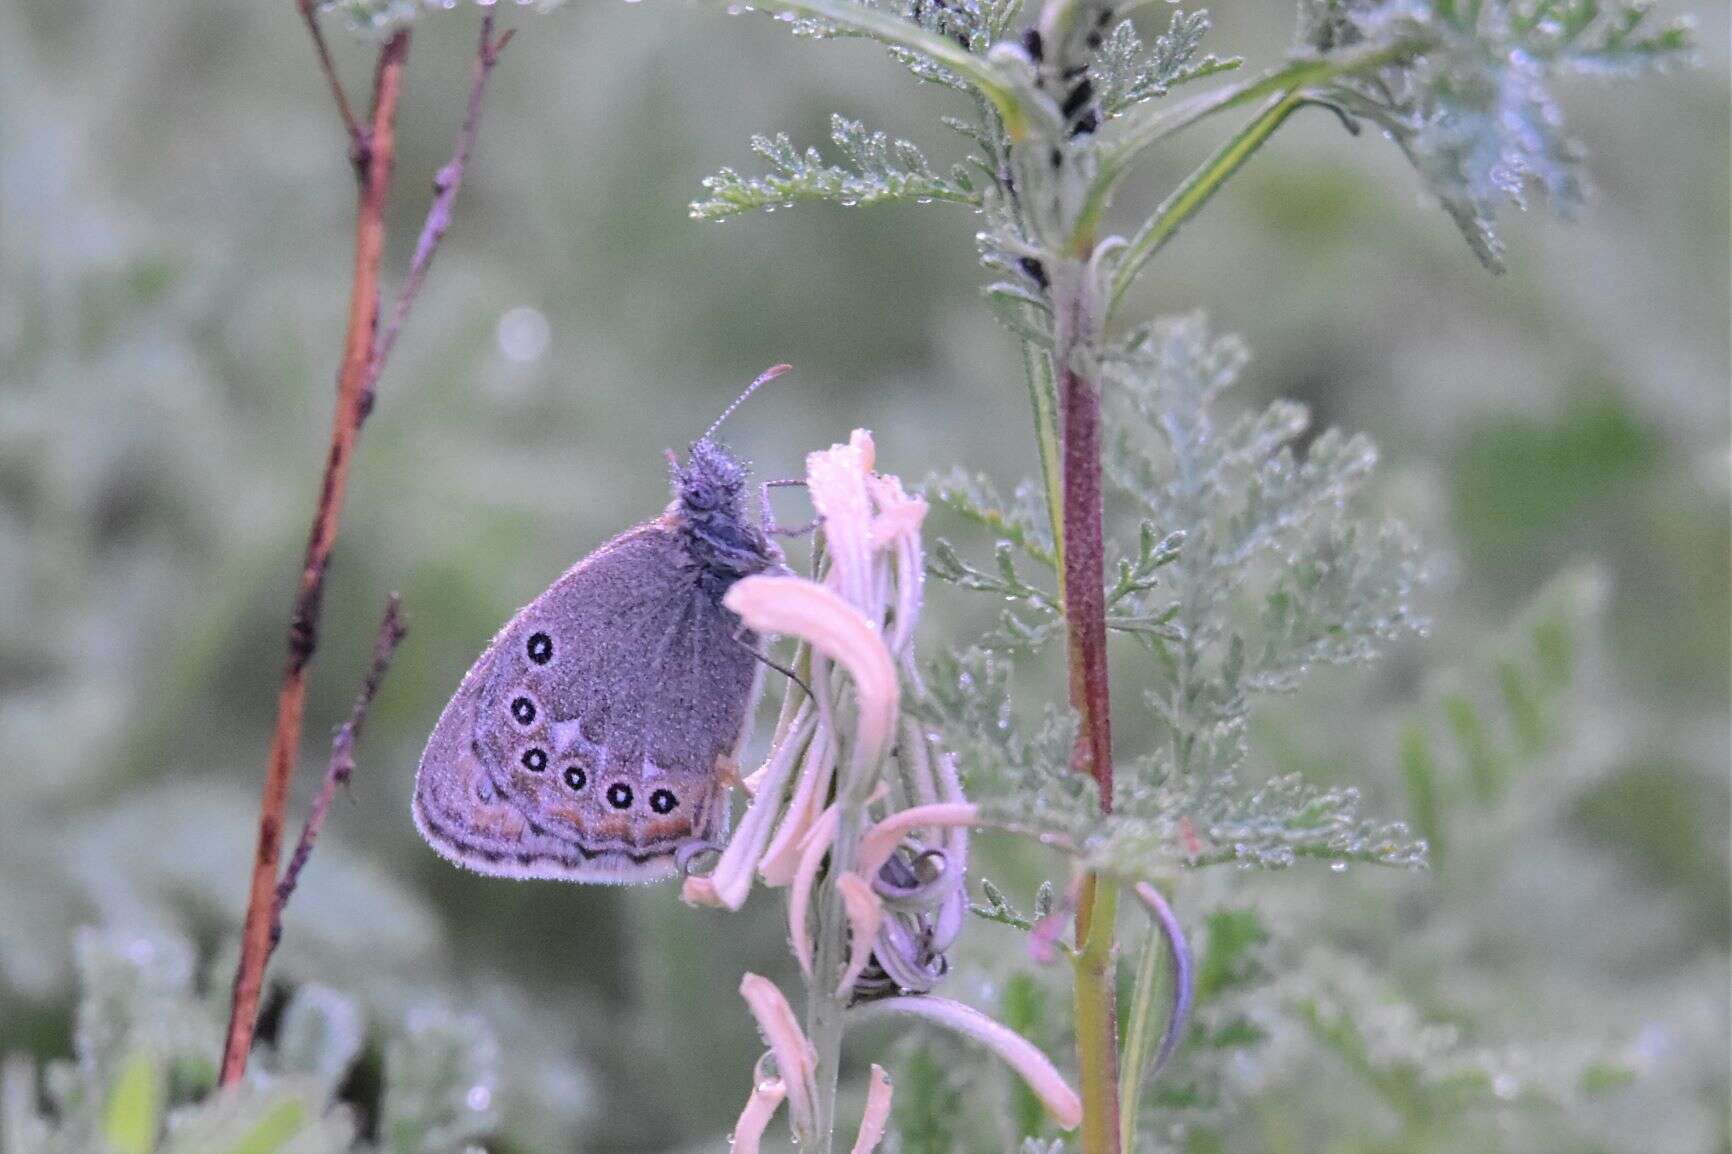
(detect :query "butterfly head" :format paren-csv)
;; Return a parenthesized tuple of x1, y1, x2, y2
(672, 438, 749, 518)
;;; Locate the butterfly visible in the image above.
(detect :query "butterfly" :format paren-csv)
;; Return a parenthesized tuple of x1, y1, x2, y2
(413, 367, 794, 884)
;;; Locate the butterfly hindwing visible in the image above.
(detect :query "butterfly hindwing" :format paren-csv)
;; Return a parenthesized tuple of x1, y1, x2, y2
(414, 520, 758, 884)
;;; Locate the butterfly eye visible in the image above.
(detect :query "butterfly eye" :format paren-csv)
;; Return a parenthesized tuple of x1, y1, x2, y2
(685, 480, 718, 511)
(526, 632, 554, 665)
(649, 788, 678, 815)
(521, 748, 548, 772)
(509, 696, 537, 726)
(562, 765, 587, 791)
(605, 782, 634, 810)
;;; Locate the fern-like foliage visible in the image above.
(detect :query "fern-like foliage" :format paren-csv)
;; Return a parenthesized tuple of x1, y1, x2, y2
(925, 315, 1426, 879)
(691, 115, 981, 221)
(1301, 0, 1696, 268)
(2, 929, 508, 1154)
(1091, 10, 1242, 115)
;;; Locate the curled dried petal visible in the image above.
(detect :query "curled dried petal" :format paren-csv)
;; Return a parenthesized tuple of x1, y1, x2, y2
(848, 996, 1081, 1129)
(1132, 881, 1194, 1080)
(856, 803, 979, 885)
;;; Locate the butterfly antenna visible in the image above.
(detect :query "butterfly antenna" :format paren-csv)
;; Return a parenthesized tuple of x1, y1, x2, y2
(704, 363, 793, 441)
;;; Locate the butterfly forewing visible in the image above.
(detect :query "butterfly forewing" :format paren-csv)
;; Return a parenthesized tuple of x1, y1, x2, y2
(414, 519, 758, 884)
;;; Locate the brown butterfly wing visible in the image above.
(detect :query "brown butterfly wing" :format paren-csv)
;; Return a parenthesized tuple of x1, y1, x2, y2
(413, 519, 758, 884)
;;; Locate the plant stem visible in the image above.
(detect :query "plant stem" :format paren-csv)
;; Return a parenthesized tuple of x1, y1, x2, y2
(807, 653, 875, 1154)
(219, 28, 410, 1087)
(1117, 920, 1167, 1153)
(1020, 325, 1067, 579)
(1060, 375, 1122, 1153)
(807, 810, 859, 1154)
(1107, 91, 1302, 316)
(270, 597, 408, 951)
(1070, 39, 1421, 252)
(1072, 875, 1120, 1154)
(1059, 357, 1114, 803)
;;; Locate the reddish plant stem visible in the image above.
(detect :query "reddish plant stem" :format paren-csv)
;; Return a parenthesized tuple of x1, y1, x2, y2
(219, 27, 411, 1088)
(368, 15, 514, 392)
(295, 0, 365, 159)
(1060, 353, 1121, 1154)
(1060, 362, 1113, 807)
(270, 595, 408, 956)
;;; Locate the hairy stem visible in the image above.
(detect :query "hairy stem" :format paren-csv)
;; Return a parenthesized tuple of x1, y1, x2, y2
(220, 29, 410, 1086)
(1061, 348, 1121, 1154)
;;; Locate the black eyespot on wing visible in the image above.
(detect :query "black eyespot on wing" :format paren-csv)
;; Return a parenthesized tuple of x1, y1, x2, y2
(510, 696, 537, 726)
(526, 632, 554, 665)
(606, 782, 634, 810)
(649, 788, 677, 815)
(562, 765, 587, 791)
(521, 748, 548, 772)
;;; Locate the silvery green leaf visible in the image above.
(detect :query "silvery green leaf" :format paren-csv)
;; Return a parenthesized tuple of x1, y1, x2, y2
(691, 116, 979, 221)
(158, 1082, 356, 1154)
(1091, 11, 1242, 116)
(273, 987, 364, 1096)
(1302, 0, 1695, 269)
(380, 1007, 501, 1154)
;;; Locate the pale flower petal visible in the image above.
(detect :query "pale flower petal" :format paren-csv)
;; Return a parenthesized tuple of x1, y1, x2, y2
(806, 431, 877, 611)
(682, 711, 815, 910)
(724, 576, 899, 789)
(758, 728, 836, 886)
(729, 1076, 786, 1154)
(848, 996, 1082, 1130)
(740, 974, 818, 1137)
(855, 803, 979, 886)
(788, 804, 840, 978)
(849, 1065, 894, 1154)
(834, 873, 885, 998)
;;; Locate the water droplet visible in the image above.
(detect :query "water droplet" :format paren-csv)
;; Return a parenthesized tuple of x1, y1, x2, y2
(496, 305, 551, 364)
(465, 1085, 493, 1111)
(1330, 861, 1348, 873)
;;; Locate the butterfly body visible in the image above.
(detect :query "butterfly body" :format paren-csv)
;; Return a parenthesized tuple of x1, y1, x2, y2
(414, 437, 779, 884)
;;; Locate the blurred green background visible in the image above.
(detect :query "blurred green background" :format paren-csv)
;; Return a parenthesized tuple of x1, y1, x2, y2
(1, 0, 1727, 1150)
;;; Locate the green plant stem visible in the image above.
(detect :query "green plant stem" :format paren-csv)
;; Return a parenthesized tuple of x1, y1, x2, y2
(1117, 909, 1172, 1151)
(807, 659, 874, 1154)
(1021, 323, 1067, 582)
(1108, 91, 1303, 316)
(1073, 875, 1120, 1154)
(1069, 39, 1422, 251)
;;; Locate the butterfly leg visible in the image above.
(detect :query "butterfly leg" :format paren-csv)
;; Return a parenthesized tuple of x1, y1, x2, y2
(760, 478, 821, 539)
(732, 623, 815, 701)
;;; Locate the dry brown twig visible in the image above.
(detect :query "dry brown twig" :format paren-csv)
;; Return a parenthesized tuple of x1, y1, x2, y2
(270, 595, 409, 955)
(219, 7, 513, 1086)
